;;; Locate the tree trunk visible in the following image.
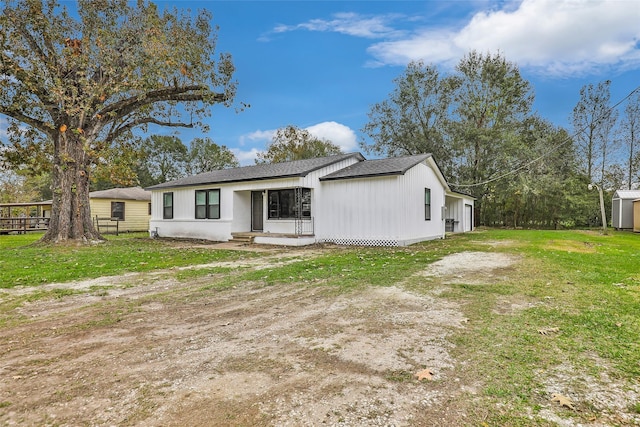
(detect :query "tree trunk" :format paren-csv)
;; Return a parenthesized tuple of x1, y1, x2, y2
(41, 130, 103, 244)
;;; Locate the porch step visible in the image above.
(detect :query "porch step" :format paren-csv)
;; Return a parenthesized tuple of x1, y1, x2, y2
(229, 233, 255, 244)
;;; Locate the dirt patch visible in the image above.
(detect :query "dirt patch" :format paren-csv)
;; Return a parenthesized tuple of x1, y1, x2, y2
(419, 251, 518, 284)
(1, 249, 633, 426)
(540, 361, 640, 426)
(1, 251, 471, 426)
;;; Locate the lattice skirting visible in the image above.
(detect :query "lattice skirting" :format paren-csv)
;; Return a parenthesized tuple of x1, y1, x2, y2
(319, 238, 400, 247)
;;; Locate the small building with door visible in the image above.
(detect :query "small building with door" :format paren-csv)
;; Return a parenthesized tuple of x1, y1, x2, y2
(146, 153, 473, 246)
(611, 190, 640, 230)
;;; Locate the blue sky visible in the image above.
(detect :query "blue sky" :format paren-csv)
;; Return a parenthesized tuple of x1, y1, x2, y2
(2, 0, 640, 166)
(166, 0, 640, 165)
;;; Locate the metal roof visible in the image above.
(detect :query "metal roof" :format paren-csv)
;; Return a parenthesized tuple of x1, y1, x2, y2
(319, 154, 432, 181)
(613, 190, 640, 200)
(89, 186, 151, 201)
(146, 153, 365, 190)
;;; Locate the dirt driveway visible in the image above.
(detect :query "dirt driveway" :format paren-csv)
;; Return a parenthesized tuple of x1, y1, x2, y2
(2, 247, 510, 426)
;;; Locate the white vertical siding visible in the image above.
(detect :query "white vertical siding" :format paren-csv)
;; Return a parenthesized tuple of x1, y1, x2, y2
(396, 163, 445, 243)
(232, 191, 251, 233)
(317, 176, 403, 245)
(317, 160, 447, 246)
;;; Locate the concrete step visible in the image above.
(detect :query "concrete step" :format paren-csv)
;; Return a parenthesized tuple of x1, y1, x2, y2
(230, 233, 255, 244)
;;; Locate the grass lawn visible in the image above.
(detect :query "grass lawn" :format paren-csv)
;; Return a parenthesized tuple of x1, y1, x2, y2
(0, 232, 258, 288)
(1, 229, 638, 424)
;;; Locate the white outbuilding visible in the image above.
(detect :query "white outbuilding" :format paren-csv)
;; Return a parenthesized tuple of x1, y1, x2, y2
(611, 190, 640, 230)
(147, 153, 474, 246)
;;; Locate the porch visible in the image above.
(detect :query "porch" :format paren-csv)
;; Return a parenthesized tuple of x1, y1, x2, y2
(0, 202, 51, 235)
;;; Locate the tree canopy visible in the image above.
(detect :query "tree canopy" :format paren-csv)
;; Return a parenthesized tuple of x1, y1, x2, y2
(256, 125, 342, 164)
(360, 51, 630, 228)
(0, 0, 238, 243)
(135, 135, 238, 187)
(572, 80, 617, 184)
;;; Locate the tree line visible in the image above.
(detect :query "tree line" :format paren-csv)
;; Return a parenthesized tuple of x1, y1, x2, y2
(360, 53, 640, 228)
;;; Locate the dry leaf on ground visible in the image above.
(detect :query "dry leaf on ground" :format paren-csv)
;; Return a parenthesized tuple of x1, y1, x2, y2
(415, 369, 435, 381)
(551, 393, 575, 410)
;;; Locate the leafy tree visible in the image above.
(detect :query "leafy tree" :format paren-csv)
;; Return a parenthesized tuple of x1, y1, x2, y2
(618, 90, 640, 189)
(91, 136, 143, 190)
(571, 80, 617, 184)
(136, 135, 188, 187)
(256, 125, 342, 164)
(360, 61, 456, 175)
(0, 0, 238, 243)
(186, 137, 238, 175)
(450, 51, 535, 225)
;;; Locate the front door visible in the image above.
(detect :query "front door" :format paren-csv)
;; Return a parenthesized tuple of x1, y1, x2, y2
(251, 191, 263, 231)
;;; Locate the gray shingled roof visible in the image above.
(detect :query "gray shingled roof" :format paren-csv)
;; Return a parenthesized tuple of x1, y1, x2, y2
(146, 153, 365, 190)
(89, 187, 151, 201)
(319, 154, 432, 181)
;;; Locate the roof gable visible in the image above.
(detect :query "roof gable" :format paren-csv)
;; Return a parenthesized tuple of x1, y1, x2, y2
(147, 153, 365, 190)
(319, 154, 432, 181)
(613, 190, 640, 200)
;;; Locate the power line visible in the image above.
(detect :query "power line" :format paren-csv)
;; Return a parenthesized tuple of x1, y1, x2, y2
(452, 84, 640, 188)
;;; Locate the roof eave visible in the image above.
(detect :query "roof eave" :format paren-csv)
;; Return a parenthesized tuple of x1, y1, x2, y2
(320, 171, 403, 182)
(147, 153, 366, 191)
(147, 171, 311, 191)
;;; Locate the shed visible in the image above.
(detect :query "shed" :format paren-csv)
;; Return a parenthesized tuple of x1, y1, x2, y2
(634, 199, 640, 233)
(612, 190, 640, 230)
(89, 187, 151, 233)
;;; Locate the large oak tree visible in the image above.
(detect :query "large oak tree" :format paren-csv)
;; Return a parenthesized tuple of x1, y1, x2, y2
(0, 0, 237, 243)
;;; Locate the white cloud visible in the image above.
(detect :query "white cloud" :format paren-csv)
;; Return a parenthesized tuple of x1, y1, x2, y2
(239, 129, 276, 146)
(367, 0, 640, 76)
(305, 121, 358, 153)
(267, 12, 404, 40)
(236, 121, 359, 165)
(232, 147, 263, 165)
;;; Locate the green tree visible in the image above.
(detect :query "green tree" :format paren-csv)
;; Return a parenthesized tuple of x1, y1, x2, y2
(256, 125, 342, 164)
(0, 0, 238, 243)
(618, 90, 640, 189)
(572, 80, 617, 184)
(360, 61, 456, 174)
(186, 137, 238, 175)
(136, 135, 188, 187)
(450, 51, 535, 225)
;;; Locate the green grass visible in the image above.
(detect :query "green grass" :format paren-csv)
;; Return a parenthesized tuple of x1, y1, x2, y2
(0, 232, 258, 288)
(2, 229, 639, 424)
(237, 248, 443, 290)
(429, 229, 640, 423)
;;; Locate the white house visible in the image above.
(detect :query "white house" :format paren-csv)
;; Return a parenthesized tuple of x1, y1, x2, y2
(146, 153, 474, 246)
(612, 190, 640, 230)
